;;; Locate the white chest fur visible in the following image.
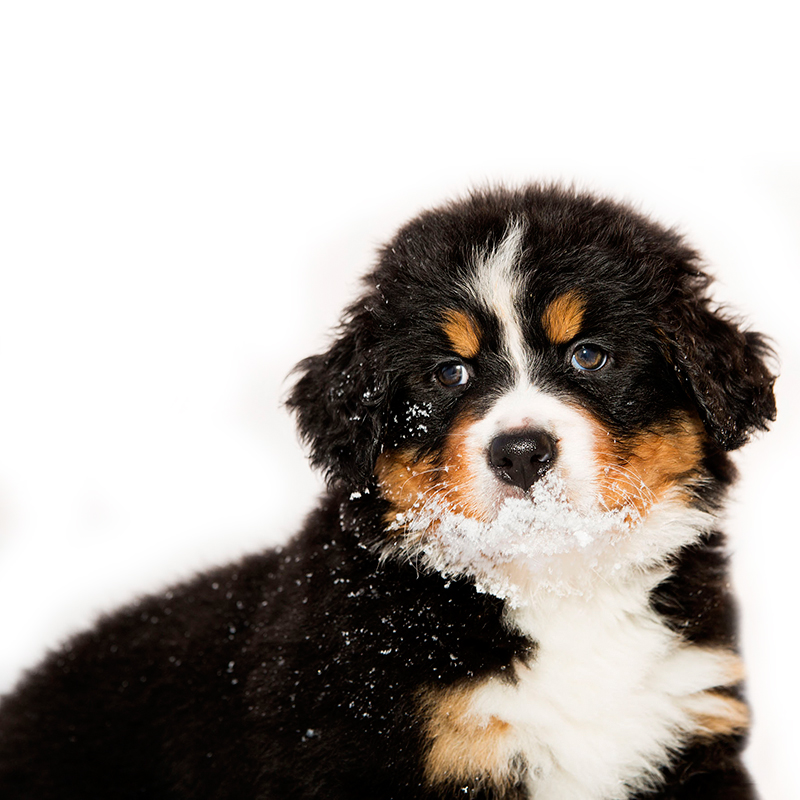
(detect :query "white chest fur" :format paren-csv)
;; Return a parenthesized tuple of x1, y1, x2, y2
(461, 576, 744, 800)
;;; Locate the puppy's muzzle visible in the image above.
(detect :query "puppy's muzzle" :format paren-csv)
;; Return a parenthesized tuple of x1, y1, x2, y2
(488, 429, 557, 492)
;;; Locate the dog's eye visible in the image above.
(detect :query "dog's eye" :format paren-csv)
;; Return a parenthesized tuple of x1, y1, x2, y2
(571, 344, 608, 372)
(435, 362, 470, 388)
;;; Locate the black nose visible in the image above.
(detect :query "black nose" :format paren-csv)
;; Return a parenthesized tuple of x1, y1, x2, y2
(488, 429, 556, 491)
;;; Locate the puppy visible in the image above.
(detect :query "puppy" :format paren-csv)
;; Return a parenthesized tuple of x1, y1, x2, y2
(0, 186, 775, 799)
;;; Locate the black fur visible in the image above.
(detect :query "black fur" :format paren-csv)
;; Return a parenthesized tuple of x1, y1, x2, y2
(0, 186, 775, 799)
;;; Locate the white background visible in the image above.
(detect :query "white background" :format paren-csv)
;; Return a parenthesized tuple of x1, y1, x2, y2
(1, 2, 797, 796)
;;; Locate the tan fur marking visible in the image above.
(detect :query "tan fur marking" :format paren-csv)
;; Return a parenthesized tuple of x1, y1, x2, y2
(442, 309, 481, 359)
(375, 448, 436, 529)
(541, 290, 586, 344)
(688, 692, 750, 739)
(590, 412, 706, 514)
(420, 683, 516, 789)
(375, 412, 486, 532)
(713, 649, 747, 686)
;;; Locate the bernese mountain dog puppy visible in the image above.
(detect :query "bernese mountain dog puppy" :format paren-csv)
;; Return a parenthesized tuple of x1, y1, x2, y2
(0, 186, 776, 799)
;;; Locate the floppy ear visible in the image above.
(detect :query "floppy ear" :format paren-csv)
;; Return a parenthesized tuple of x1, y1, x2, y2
(666, 301, 776, 450)
(286, 308, 391, 489)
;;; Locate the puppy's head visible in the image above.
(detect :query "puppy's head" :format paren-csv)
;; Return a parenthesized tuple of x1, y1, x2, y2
(288, 186, 775, 595)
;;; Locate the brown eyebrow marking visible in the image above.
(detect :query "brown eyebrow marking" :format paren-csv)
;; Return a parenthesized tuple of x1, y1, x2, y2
(442, 309, 482, 359)
(541, 290, 586, 344)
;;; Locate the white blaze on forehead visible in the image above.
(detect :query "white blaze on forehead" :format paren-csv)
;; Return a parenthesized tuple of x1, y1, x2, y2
(469, 221, 530, 381)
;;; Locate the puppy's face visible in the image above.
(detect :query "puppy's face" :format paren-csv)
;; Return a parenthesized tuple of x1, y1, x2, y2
(375, 221, 701, 523)
(289, 188, 775, 597)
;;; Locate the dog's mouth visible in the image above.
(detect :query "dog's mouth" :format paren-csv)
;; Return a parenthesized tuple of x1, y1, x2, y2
(389, 471, 636, 552)
(382, 471, 640, 600)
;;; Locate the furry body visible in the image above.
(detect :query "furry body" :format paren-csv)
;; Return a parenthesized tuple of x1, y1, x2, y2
(0, 187, 775, 798)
